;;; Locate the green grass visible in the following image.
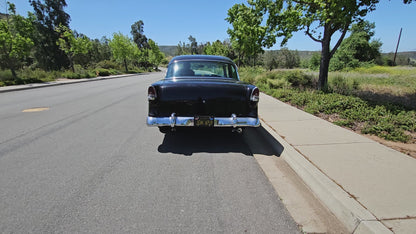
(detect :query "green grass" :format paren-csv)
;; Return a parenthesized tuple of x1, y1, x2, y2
(0, 64, 146, 87)
(239, 67, 416, 143)
(328, 66, 416, 95)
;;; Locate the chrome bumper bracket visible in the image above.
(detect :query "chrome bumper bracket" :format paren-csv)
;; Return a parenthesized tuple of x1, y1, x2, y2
(147, 114, 260, 128)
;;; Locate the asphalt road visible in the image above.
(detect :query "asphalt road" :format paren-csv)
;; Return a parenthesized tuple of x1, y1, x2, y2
(0, 72, 300, 233)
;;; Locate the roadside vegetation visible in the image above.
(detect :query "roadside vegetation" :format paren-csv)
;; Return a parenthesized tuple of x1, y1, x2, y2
(239, 66, 416, 145)
(221, 0, 416, 154)
(0, 1, 166, 87)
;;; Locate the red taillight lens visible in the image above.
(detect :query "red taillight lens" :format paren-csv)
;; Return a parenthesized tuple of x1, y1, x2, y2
(250, 87, 259, 102)
(148, 86, 157, 101)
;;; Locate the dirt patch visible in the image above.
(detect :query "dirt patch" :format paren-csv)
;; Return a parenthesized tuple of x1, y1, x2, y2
(55, 78, 71, 82)
(365, 134, 416, 159)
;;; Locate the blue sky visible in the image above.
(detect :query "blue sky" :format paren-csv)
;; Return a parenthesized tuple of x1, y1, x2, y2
(4, 0, 416, 52)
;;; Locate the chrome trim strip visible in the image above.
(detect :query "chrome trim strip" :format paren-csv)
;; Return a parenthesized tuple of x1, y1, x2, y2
(147, 115, 260, 128)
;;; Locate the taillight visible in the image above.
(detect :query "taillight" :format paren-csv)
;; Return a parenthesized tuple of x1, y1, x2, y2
(250, 87, 259, 102)
(148, 86, 157, 101)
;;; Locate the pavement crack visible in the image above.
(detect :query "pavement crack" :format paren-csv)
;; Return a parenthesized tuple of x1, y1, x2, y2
(293, 141, 375, 147)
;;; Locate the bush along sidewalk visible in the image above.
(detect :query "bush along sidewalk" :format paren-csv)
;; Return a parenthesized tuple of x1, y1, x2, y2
(239, 68, 416, 143)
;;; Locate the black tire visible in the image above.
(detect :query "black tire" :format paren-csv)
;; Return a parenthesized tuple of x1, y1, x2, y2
(158, 126, 171, 134)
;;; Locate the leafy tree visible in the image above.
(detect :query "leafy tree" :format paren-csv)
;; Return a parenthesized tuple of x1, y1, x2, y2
(188, 35, 198, 54)
(56, 25, 91, 72)
(131, 20, 148, 49)
(226, 3, 268, 66)
(308, 52, 321, 70)
(175, 35, 201, 55)
(176, 41, 189, 55)
(203, 40, 231, 57)
(263, 50, 279, 70)
(109, 32, 137, 72)
(29, 0, 71, 70)
(147, 39, 165, 69)
(249, 0, 383, 90)
(330, 21, 382, 71)
(249, 0, 413, 89)
(80, 36, 111, 66)
(0, 2, 34, 77)
(281, 48, 300, 69)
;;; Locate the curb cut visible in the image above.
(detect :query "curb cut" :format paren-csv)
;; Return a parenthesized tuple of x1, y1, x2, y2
(258, 119, 392, 234)
(0, 73, 139, 94)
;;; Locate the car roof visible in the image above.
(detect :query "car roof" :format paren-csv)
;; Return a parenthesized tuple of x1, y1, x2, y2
(168, 55, 234, 65)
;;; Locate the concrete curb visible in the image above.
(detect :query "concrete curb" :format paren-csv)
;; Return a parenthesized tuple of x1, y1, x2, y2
(258, 119, 392, 234)
(0, 73, 139, 94)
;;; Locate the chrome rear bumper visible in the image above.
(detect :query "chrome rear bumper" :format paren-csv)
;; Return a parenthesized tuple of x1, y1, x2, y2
(147, 113, 260, 128)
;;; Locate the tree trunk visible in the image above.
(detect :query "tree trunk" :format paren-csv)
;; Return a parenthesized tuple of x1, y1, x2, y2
(70, 57, 75, 73)
(318, 26, 331, 91)
(124, 59, 128, 73)
(11, 68, 17, 78)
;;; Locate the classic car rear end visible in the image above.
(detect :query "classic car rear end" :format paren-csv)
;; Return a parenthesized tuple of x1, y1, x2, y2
(147, 55, 260, 133)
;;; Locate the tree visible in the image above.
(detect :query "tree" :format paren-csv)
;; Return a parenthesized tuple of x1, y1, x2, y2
(250, 0, 382, 90)
(203, 40, 231, 57)
(188, 35, 198, 54)
(56, 25, 91, 72)
(109, 32, 136, 72)
(263, 50, 279, 70)
(281, 48, 300, 69)
(175, 35, 200, 55)
(250, 0, 413, 89)
(147, 39, 165, 69)
(131, 20, 148, 49)
(29, 0, 71, 70)
(79, 36, 111, 66)
(330, 21, 382, 70)
(226, 3, 268, 66)
(0, 2, 34, 77)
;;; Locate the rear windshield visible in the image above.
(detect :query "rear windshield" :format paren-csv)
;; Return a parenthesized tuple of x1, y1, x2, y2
(166, 61, 239, 80)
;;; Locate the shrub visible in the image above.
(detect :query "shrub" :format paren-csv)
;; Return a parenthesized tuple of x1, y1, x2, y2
(95, 68, 111, 76)
(308, 53, 321, 70)
(267, 78, 290, 89)
(0, 70, 14, 85)
(96, 60, 121, 70)
(283, 70, 313, 88)
(62, 71, 81, 79)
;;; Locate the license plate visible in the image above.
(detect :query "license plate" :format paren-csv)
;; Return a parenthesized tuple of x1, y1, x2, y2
(194, 116, 214, 127)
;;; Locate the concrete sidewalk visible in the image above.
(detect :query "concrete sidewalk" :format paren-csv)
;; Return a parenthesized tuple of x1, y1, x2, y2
(258, 93, 416, 233)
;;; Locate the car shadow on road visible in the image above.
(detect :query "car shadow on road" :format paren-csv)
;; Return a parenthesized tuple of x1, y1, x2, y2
(157, 126, 284, 157)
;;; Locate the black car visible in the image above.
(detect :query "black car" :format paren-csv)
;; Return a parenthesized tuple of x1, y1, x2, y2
(147, 55, 260, 133)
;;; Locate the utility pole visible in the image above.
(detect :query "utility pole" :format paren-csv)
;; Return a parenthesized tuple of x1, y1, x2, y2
(393, 28, 402, 66)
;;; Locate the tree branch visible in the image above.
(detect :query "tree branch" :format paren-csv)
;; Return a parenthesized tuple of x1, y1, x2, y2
(292, 0, 319, 8)
(306, 25, 322, 43)
(329, 23, 350, 59)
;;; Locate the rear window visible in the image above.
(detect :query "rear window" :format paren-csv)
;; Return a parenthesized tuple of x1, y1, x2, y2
(166, 61, 239, 80)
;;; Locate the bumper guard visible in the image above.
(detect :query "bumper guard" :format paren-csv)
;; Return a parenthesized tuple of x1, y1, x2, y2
(147, 113, 260, 128)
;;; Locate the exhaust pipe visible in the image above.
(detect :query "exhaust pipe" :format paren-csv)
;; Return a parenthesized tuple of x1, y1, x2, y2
(232, 128, 243, 134)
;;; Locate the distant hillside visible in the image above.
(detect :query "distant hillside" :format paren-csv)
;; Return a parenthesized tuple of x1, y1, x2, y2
(159, 46, 177, 57)
(159, 45, 416, 62)
(382, 51, 416, 59)
(0, 13, 8, 20)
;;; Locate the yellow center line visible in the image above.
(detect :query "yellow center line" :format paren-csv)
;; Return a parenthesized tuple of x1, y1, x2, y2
(22, 107, 50, 113)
